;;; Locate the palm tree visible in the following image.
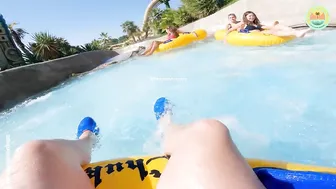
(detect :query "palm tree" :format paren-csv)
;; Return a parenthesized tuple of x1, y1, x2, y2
(29, 32, 61, 61)
(55, 37, 75, 57)
(174, 5, 196, 26)
(111, 38, 119, 45)
(142, 0, 169, 32)
(142, 22, 150, 39)
(121, 21, 140, 43)
(159, 0, 170, 8)
(98, 32, 113, 49)
(118, 35, 129, 43)
(79, 40, 102, 52)
(7, 23, 34, 61)
(22, 52, 42, 64)
(148, 8, 165, 35)
(160, 9, 176, 29)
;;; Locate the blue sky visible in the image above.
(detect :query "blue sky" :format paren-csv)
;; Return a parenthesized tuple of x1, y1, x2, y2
(1, 0, 182, 45)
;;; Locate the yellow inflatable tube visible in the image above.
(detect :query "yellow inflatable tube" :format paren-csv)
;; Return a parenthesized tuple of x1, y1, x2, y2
(215, 29, 295, 46)
(155, 29, 207, 53)
(82, 155, 336, 189)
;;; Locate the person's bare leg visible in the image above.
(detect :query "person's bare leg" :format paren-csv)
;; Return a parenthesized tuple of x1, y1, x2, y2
(0, 117, 99, 189)
(153, 98, 266, 189)
(145, 41, 162, 56)
(272, 24, 293, 31)
(295, 28, 313, 38)
(142, 42, 155, 55)
(263, 27, 312, 38)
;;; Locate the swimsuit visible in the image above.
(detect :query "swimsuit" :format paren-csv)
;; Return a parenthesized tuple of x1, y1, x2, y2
(163, 33, 178, 44)
(240, 24, 262, 33)
(245, 25, 262, 31)
(163, 39, 173, 44)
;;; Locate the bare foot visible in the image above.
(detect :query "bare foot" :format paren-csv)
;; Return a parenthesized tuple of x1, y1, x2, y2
(143, 52, 151, 56)
(141, 52, 148, 56)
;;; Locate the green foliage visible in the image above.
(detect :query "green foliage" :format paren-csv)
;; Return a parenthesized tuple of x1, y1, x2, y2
(173, 6, 197, 27)
(56, 37, 74, 57)
(111, 38, 119, 44)
(98, 32, 119, 49)
(8, 23, 35, 65)
(79, 40, 102, 52)
(6, 20, 140, 67)
(27, 32, 91, 61)
(18, 30, 127, 64)
(118, 35, 129, 43)
(29, 32, 62, 61)
(99, 32, 111, 49)
(5, 0, 238, 68)
(142, 0, 236, 39)
(148, 8, 165, 35)
(181, 0, 229, 19)
(121, 21, 140, 42)
(158, 0, 171, 8)
(147, 5, 197, 35)
(159, 9, 176, 30)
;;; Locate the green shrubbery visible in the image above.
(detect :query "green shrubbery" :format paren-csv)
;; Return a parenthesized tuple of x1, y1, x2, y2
(7, 0, 237, 66)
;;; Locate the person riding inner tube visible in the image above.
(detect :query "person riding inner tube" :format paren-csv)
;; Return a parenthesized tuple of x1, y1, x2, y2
(238, 11, 312, 38)
(141, 26, 197, 56)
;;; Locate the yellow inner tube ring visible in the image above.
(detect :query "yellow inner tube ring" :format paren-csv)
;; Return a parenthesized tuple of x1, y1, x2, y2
(214, 29, 295, 46)
(155, 29, 207, 53)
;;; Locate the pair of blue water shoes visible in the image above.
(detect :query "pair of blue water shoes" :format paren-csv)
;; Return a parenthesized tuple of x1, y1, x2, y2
(76, 97, 171, 138)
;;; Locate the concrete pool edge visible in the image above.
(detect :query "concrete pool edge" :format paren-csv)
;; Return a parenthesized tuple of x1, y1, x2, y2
(0, 50, 119, 112)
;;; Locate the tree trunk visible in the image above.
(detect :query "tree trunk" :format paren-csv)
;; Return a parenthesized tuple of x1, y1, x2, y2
(145, 30, 149, 39)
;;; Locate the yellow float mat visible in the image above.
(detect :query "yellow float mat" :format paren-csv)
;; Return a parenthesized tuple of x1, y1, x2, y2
(82, 155, 336, 189)
(155, 29, 207, 53)
(214, 29, 295, 46)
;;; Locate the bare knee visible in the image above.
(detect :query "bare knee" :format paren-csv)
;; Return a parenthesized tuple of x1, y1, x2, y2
(193, 119, 229, 131)
(5, 140, 55, 177)
(163, 119, 233, 155)
(192, 119, 231, 141)
(153, 41, 160, 47)
(14, 140, 53, 159)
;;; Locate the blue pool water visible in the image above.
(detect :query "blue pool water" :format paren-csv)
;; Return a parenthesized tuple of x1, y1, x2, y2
(1, 30, 336, 171)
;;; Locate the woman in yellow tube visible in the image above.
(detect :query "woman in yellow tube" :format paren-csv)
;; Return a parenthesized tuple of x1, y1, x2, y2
(239, 11, 312, 38)
(224, 13, 278, 42)
(141, 26, 196, 56)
